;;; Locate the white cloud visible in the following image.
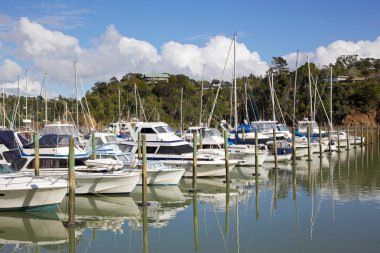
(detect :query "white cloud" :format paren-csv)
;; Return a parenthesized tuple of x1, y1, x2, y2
(3, 17, 380, 98)
(284, 36, 380, 68)
(2, 18, 269, 96)
(0, 59, 22, 81)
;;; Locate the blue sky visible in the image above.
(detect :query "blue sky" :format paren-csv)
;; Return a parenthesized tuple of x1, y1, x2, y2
(0, 0, 380, 97)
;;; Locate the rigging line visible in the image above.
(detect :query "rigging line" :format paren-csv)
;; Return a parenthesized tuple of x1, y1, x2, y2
(274, 90, 286, 124)
(207, 35, 234, 127)
(77, 68, 95, 130)
(314, 80, 332, 128)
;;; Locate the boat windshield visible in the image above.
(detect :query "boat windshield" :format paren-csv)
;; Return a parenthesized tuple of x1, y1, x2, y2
(251, 122, 276, 131)
(298, 121, 319, 130)
(116, 154, 128, 163)
(105, 135, 117, 143)
(155, 126, 174, 133)
(204, 128, 222, 138)
(277, 124, 288, 131)
(0, 163, 15, 174)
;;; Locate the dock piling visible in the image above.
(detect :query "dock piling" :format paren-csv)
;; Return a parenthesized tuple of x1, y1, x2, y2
(223, 130, 231, 183)
(68, 138, 76, 227)
(34, 133, 39, 176)
(273, 128, 278, 169)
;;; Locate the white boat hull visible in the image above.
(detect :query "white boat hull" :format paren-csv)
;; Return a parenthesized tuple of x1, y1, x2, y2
(75, 171, 140, 194)
(163, 160, 237, 177)
(0, 176, 67, 210)
(127, 167, 185, 185)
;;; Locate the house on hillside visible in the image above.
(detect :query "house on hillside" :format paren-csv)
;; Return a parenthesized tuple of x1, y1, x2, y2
(143, 73, 170, 83)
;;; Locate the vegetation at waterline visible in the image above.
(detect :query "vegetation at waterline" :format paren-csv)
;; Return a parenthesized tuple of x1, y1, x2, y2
(3, 55, 380, 130)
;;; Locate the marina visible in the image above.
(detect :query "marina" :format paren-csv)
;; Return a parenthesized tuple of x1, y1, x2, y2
(0, 139, 379, 252)
(1, 1, 380, 252)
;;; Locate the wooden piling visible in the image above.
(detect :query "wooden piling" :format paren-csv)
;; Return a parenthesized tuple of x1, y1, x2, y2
(337, 125, 341, 153)
(371, 125, 374, 144)
(223, 130, 230, 183)
(199, 130, 203, 149)
(291, 127, 297, 165)
(138, 131, 142, 160)
(273, 128, 278, 169)
(361, 124, 364, 146)
(307, 125, 312, 161)
(190, 132, 198, 192)
(91, 132, 96, 160)
(346, 125, 350, 150)
(142, 134, 148, 205)
(68, 138, 75, 227)
(354, 126, 357, 149)
(34, 134, 39, 176)
(366, 125, 369, 146)
(254, 130, 259, 176)
(318, 127, 323, 157)
(328, 125, 332, 155)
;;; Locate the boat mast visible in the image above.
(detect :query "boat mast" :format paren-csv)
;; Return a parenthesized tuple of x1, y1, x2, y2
(307, 56, 313, 121)
(44, 73, 48, 125)
(293, 50, 299, 129)
(233, 33, 238, 131)
(244, 82, 249, 122)
(134, 84, 138, 118)
(180, 87, 183, 135)
(330, 67, 333, 130)
(2, 81, 5, 127)
(199, 64, 205, 125)
(74, 61, 79, 128)
(270, 72, 276, 121)
(118, 87, 121, 122)
(24, 69, 28, 122)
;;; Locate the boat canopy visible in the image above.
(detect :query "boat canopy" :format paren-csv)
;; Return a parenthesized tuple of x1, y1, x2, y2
(41, 124, 79, 137)
(25, 134, 72, 148)
(251, 121, 277, 131)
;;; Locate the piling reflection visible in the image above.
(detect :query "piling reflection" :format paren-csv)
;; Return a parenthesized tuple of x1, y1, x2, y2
(131, 186, 189, 228)
(192, 192, 199, 253)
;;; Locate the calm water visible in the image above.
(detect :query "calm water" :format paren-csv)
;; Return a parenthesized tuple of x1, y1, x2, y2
(1, 145, 380, 253)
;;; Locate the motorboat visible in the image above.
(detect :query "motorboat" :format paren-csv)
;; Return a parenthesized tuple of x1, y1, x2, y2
(120, 122, 238, 177)
(183, 125, 268, 166)
(88, 132, 185, 185)
(0, 162, 67, 211)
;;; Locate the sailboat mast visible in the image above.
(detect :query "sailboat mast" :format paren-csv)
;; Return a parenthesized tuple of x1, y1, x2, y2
(270, 72, 276, 121)
(180, 87, 183, 135)
(233, 33, 238, 131)
(118, 88, 121, 121)
(134, 84, 138, 118)
(25, 69, 28, 121)
(293, 51, 299, 129)
(330, 67, 333, 130)
(244, 83, 249, 122)
(74, 62, 79, 128)
(307, 56, 313, 121)
(2, 81, 5, 127)
(44, 73, 48, 125)
(199, 64, 205, 125)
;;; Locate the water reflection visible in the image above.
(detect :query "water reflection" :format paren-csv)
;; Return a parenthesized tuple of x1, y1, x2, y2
(59, 195, 141, 231)
(131, 186, 189, 228)
(0, 145, 379, 253)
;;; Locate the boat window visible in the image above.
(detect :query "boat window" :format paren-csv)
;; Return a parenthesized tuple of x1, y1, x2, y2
(155, 127, 166, 133)
(163, 126, 174, 133)
(277, 125, 288, 131)
(101, 155, 117, 160)
(105, 135, 117, 143)
(124, 153, 135, 161)
(117, 155, 128, 162)
(95, 137, 103, 146)
(0, 164, 15, 174)
(26, 158, 86, 169)
(140, 128, 156, 134)
(146, 146, 158, 154)
(156, 144, 193, 155)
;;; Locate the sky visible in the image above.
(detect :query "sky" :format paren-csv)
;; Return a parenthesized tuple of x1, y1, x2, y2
(0, 0, 380, 98)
